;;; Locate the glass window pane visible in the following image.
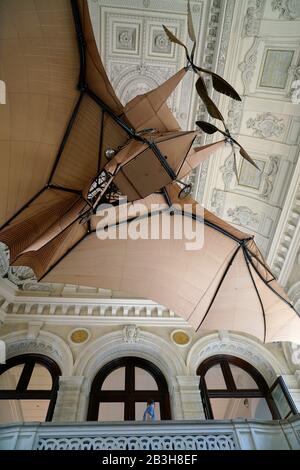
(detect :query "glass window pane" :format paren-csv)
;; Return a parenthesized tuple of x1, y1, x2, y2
(0, 365, 24, 389)
(135, 401, 160, 421)
(0, 399, 24, 423)
(271, 383, 292, 418)
(229, 364, 258, 389)
(204, 365, 226, 389)
(250, 398, 272, 420)
(27, 364, 53, 390)
(135, 367, 158, 390)
(0, 399, 50, 423)
(98, 402, 124, 421)
(210, 397, 272, 420)
(101, 367, 125, 390)
(19, 399, 49, 422)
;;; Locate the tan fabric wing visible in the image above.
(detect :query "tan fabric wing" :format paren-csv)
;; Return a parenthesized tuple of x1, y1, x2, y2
(13, 221, 87, 281)
(0, 189, 79, 262)
(249, 266, 300, 343)
(106, 132, 199, 200)
(79, 0, 124, 115)
(52, 94, 102, 190)
(44, 212, 238, 319)
(123, 68, 187, 133)
(246, 239, 277, 283)
(155, 131, 197, 174)
(43, 189, 300, 344)
(197, 248, 266, 341)
(98, 114, 129, 171)
(167, 182, 249, 241)
(90, 192, 168, 231)
(177, 140, 225, 179)
(0, 0, 80, 226)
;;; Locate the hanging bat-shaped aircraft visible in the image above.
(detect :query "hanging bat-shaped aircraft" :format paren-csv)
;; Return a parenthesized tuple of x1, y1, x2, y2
(0, 0, 299, 343)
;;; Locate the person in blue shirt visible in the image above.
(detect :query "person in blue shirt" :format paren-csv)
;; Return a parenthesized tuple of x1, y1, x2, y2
(143, 399, 156, 421)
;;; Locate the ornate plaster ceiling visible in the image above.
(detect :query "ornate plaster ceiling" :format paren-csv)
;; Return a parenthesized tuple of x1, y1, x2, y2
(1, 0, 300, 307)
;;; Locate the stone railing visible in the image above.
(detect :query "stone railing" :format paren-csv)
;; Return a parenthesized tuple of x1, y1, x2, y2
(1, 417, 300, 450)
(37, 433, 236, 450)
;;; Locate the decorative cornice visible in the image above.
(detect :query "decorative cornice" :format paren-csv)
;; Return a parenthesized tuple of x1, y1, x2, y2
(194, 0, 234, 134)
(267, 156, 300, 285)
(0, 279, 187, 327)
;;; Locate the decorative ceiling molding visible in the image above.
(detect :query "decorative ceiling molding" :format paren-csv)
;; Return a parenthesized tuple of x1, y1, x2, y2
(193, 0, 236, 202)
(246, 112, 286, 139)
(238, 37, 260, 95)
(226, 205, 260, 229)
(194, 0, 235, 132)
(267, 157, 300, 285)
(243, 0, 266, 37)
(271, 0, 300, 20)
(194, 0, 300, 265)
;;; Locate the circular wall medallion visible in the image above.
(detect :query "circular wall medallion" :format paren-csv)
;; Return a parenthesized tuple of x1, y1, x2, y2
(171, 330, 191, 346)
(69, 328, 90, 345)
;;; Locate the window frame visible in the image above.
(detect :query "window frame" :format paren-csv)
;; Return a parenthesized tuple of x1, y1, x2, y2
(197, 354, 280, 420)
(269, 376, 298, 419)
(0, 353, 61, 422)
(87, 356, 171, 421)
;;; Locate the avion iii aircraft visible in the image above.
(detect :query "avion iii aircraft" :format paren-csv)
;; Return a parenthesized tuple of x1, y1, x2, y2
(0, 0, 299, 343)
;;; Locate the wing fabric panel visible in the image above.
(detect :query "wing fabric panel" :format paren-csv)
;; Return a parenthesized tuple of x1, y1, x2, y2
(0, 0, 80, 226)
(0, 189, 86, 263)
(43, 182, 300, 344)
(79, 0, 124, 115)
(52, 94, 102, 190)
(13, 221, 87, 281)
(123, 68, 186, 133)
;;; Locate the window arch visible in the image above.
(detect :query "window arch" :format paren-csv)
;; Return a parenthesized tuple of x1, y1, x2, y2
(87, 357, 171, 421)
(197, 355, 280, 420)
(0, 354, 61, 423)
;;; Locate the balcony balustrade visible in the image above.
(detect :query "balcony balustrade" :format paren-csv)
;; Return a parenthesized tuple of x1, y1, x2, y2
(1, 416, 300, 450)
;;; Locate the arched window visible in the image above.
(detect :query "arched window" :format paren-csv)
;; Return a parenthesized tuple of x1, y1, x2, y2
(87, 357, 171, 421)
(0, 354, 61, 423)
(197, 355, 280, 420)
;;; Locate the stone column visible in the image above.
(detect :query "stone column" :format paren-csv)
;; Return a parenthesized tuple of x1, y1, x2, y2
(52, 376, 90, 422)
(176, 376, 205, 420)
